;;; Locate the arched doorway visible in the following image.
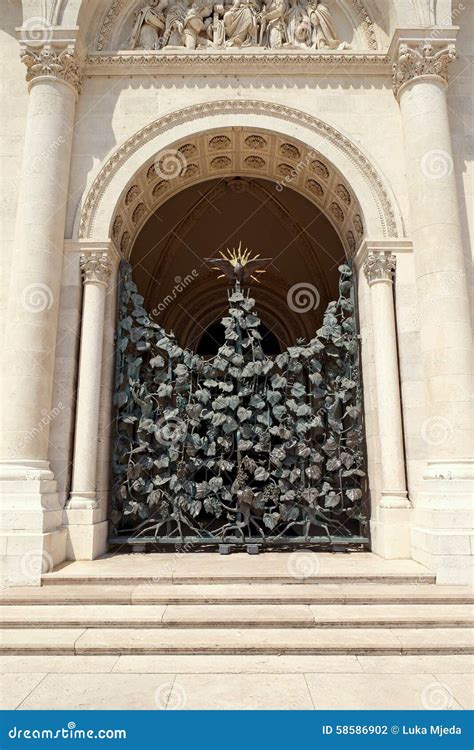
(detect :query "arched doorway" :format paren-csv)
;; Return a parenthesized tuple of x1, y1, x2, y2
(74, 105, 404, 554)
(109, 153, 369, 548)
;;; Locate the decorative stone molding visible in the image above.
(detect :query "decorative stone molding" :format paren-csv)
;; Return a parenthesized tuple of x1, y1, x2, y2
(80, 253, 113, 285)
(392, 40, 456, 98)
(363, 251, 396, 283)
(85, 51, 389, 76)
(20, 43, 83, 94)
(77, 100, 401, 242)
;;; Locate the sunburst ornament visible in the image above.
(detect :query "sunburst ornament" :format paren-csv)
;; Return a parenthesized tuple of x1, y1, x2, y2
(205, 242, 272, 284)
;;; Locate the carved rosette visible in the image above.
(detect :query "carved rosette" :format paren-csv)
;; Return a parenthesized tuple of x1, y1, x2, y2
(80, 253, 113, 286)
(392, 42, 456, 97)
(363, 252, 396, 284)
(20, 44, 83, 95)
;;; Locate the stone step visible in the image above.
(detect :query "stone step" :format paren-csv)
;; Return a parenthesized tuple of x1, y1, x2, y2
(1, 603, 472, 629)
(41, 552, 436, 586)
(3, 583, 472, 606)
(1, 627, 472, 655)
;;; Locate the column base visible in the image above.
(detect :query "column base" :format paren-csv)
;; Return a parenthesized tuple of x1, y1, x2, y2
(63, 507, 108, 560)
(0, 529, 67, 587)
(370, 507, 412, 559)
(411, 479, 474, 586)
(380, 491, 411, 509)
(0, 475, 67, 586)
(67, 492, 98, 510)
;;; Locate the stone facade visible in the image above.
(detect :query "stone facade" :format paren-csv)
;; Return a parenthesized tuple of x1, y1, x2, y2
(0, 0, 472, 586)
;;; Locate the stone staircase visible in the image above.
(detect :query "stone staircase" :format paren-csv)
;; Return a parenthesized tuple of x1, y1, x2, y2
(1, 552, 473, 656)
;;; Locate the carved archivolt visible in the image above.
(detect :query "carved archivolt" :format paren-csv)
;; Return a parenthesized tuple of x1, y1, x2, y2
(95, 0, 378, 52)
(78, 100, 400, 243)
(107, 127, 363, 258)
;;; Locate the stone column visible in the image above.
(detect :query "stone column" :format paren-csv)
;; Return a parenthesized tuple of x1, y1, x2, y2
(65, 253, 112, 560)
(391, 30, 473, 482)
(69, 253, 112, 507)
(391, 30, 473, 583)
(362, 244, 411, 558)
(0, 35, 82, 585)
(364, 251, 409, 509)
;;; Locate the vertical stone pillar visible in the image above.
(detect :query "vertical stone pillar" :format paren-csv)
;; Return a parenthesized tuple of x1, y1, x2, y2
(362, 244, 411, 558)
(391, 30, 473, 582)
(364, 251, 409, 508)
(65, 253, 112, 560)
(391, 30, 473, 482)
(0, 35, 82, 585)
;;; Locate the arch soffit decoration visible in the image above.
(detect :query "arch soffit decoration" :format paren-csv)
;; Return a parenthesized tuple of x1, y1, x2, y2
(75, 101, 404, 249)
(112, 126, 365, 261)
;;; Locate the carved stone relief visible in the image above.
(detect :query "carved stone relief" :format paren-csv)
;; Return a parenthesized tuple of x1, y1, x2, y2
(123, 0, 352, 51)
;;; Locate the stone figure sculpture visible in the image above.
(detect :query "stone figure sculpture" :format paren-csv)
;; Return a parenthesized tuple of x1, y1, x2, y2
(285, 0, 311, 48)
(307, 0, 350, 50)
(223, 0, 259, 47)
(128, 0, 168, 49)
(125, 0, 351, 50)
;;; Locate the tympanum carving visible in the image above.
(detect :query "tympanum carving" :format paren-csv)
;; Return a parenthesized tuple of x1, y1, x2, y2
(125, 0, 352, 50)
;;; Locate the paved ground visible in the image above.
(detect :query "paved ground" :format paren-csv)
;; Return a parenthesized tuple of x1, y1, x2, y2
(1, 655, 472, 710)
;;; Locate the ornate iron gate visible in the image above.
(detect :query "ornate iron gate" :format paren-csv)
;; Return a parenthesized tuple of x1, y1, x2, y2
(110, 255, 369, 549)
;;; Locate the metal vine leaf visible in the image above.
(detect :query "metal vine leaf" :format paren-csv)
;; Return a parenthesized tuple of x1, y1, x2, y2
(111, 261, 368, 546)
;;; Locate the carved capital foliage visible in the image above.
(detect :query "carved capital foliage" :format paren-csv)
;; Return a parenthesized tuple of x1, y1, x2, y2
(392, 41, 456, 97)
(20, 44, 83, 94)
(363, 252, 396, 283)
(80, 253, 113, 285)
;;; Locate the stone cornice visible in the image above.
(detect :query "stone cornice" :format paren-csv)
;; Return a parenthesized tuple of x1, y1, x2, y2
(80, 252, 113, 285)
(389, 27, 458, 98)
(84, 50, 390, 76)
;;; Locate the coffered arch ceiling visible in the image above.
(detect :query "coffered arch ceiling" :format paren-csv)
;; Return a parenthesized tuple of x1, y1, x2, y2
(111, 127, 366, 262)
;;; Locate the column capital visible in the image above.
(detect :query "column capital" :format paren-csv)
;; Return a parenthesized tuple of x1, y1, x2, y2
(20, 43, 82, 95)
(363, 251, 396, 284)
(389, 28, 458, 99)
(17, 28, 84, 96)
(80, 253, 113, 286)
